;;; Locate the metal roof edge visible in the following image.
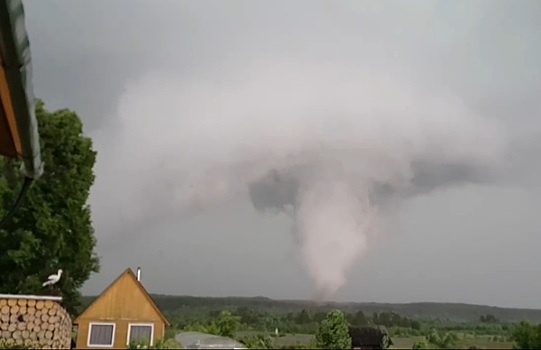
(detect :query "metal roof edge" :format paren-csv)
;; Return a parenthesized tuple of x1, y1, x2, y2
(0, 294, 62, 301)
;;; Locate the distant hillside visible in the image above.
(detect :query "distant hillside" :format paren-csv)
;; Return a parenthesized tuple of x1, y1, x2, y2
(80, 295, 541, 323)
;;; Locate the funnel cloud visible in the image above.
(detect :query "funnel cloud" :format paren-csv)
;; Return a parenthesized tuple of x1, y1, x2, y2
(103, 61, 507, 296)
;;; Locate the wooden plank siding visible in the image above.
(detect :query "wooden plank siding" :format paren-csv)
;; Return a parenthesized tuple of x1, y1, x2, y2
(74, 268, 170, 349)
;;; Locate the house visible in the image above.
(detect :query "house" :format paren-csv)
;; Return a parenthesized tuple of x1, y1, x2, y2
(349, 326, 391, 350)
(73, 268, 170, 349)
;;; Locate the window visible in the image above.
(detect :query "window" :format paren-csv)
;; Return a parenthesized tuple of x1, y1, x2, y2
(87, 322, 115, 347)
(127, 323, 154, 346)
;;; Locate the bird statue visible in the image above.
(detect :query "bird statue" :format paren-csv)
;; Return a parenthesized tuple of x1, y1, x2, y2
(42, 269, 63, 287)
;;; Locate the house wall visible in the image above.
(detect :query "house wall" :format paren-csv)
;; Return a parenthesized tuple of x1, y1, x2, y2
(75, 271, 167, 349)
(0, 294, 72, 349)
(76, 272, 165, 321)
(76, 319, 165, 349)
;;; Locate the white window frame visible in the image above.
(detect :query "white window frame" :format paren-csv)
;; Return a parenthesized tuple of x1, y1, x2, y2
(87, 322, 116, 348)
(127, 322, 155, 346)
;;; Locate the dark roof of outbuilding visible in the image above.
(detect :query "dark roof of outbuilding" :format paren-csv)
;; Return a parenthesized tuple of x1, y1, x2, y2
(349, 326, 388, 346)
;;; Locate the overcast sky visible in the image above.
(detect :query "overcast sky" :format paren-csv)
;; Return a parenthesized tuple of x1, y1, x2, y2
(22, 0, 541, 309)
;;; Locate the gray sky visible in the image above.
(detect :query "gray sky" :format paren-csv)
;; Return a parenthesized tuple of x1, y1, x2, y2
(23, 0, 541, 309)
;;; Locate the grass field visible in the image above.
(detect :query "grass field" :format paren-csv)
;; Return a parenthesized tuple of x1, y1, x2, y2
(454, 336, 514, 349)
(272, 333, 314, 347)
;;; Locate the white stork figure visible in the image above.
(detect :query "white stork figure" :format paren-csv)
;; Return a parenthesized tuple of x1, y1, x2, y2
(42, 269, 63, 287)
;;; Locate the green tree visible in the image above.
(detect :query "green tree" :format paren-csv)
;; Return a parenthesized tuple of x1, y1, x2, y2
(350, 310, 367, 326)
(440, 332, 457, 348)
(411, 320, 421, 330)
(0, 101, 99, 315)
(426, 329, 440, 345)
(512, 321, 541, 349)
(184, 321, 220, 335)
(205, 322, 220, 335)
(314, 311, 327, 322)
(480, 314, 498, 323)
(216, 310, 241, 338)
(315, 310, 352, 349)
(296, 308, 313, 324)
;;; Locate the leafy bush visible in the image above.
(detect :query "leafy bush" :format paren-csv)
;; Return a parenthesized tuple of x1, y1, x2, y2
(511, 321, 541, 349)
(238, 334, 275, 349)
(425, 329, 457, 348)
(315, 310, 352, 349)
(412, 340, 428, 349)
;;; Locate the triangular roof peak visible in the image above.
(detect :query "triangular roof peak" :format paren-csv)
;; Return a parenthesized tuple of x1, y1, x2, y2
(74, 268, 170, 326)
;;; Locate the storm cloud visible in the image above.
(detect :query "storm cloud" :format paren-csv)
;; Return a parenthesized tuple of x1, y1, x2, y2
(23, 0, 541, 307)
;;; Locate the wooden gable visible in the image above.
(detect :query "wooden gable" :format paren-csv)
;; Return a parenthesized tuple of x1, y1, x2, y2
(74, 268, 170, 326)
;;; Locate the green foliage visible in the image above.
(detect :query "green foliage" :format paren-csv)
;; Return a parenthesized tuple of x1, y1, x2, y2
(480, 314, 499, 323)
(512, 321, 541, 349)
(412, 339, 428, 349)
(0, 101, 99, 315)
(238, 334, 275, 349)
(347, 310, 369, 326)
(425, 328, 458, 348)
(182, 321, 220, 335)
(217, 310, 242, 338)
(373, 311, 417, 328)
(315, 310, 352, 349)
(441, 332, 458, 348)
(0, 339, 41, 349)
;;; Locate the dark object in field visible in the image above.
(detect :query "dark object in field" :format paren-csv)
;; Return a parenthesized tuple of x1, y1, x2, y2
(349, 326, 391, 349)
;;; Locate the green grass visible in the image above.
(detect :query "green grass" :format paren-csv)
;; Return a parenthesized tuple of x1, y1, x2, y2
(390, 336, 427, 349)
(273, 333, 314, 347)
(455, 335, 514, 349)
